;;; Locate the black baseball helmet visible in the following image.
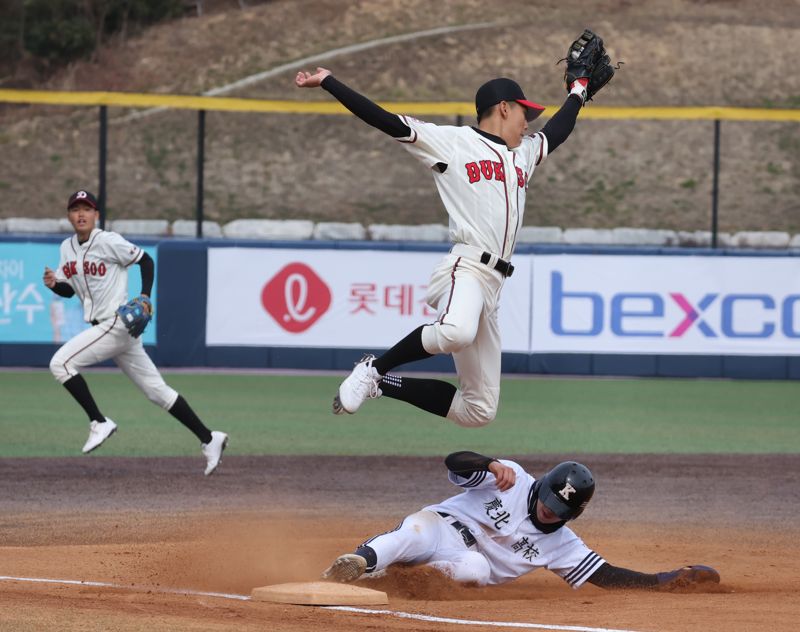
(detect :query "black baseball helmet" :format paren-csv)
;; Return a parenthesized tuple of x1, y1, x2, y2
(537, 461, 595, 521)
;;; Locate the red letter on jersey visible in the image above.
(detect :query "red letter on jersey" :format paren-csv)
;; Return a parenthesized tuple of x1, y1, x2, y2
(515, 167, 526, 188)
(465, 162, 480, 183)
(480, 160, 494, 180)
(493, 161, 505, 182)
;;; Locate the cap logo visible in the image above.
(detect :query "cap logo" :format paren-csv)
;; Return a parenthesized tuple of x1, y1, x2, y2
(558, 482, 576, 500)
(76, 191, 88, 199)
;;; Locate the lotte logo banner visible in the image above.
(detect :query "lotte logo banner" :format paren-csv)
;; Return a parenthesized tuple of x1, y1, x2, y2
(261, 263, 331, 333)
(205, 248, 531, 351)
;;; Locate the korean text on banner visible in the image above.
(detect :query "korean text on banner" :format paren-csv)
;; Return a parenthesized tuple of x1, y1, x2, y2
(206, 248, 531, 352)
(0, 242, 157, 344)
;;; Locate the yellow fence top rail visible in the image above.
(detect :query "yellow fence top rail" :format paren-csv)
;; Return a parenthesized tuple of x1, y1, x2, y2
(1, 89, 798, 122)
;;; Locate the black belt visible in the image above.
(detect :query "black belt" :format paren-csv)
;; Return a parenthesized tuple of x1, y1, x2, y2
(479, 252, 514, 277)
(437, 512, 477, 548)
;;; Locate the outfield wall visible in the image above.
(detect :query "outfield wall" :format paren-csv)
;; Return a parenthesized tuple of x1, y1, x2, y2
(1, 236, 799, 379)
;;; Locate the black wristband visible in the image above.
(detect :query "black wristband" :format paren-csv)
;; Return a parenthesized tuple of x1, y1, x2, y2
(50, 281, 75, 298)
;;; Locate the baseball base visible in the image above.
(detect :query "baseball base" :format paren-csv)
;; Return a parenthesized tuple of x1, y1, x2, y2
(250, 581, 388, 606)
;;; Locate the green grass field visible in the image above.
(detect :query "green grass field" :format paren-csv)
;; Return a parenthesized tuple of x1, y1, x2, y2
(2, 370, 798, 457)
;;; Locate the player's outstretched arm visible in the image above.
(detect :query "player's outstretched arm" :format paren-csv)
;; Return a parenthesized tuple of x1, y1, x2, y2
(538, 96, 581, 155)
(586, 562, 720, 591)
(295, 67, 332, 88)
(540, 29, 619, 155)
(295, 68, 411, 138)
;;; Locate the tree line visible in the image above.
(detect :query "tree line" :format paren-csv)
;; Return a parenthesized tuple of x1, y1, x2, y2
(0, 0, 185, 77)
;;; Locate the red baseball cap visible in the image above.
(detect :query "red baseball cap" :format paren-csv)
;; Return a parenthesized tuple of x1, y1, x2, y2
(67, 189, 98, 210)
(475, 77, 545, 122)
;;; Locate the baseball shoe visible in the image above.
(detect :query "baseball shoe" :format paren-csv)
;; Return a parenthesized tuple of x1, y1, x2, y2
(82, 418, 118, 454)
(332, 354, 382, 415)
(322, 553, 367, 583)
(201, 431, 229, 476)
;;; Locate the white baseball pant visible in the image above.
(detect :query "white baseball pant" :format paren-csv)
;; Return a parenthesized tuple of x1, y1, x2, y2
(49, 314, 178, 409)
(421, 247, 505, 428)
(364, 510, 491, 584)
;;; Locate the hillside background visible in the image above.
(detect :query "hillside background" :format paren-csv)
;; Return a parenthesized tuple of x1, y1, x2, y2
(1, 0, 798, 233)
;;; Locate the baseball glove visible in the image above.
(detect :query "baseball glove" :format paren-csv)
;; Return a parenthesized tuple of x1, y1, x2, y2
(563, 29, 617, 102)
(117, 294, 153, 338)
(656, 565, 721, 591)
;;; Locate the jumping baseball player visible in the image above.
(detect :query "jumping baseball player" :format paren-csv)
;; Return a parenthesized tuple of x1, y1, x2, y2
(296, 31, 616, 427)
(322, 452, 721, 591)
(43, 189, 228, 475)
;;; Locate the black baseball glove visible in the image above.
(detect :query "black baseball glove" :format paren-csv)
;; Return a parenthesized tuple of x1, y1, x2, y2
(655, 565, 721, 591)
(563, 29, 618, 102)
(117, 294, 153, 338)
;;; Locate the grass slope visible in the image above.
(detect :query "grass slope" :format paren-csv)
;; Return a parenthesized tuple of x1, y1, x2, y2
(2, 371, 798, 457)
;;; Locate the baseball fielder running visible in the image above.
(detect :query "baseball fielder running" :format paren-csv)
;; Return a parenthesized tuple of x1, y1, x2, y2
(43, 190, 228, 475)
(323, 451, 721, 591)
(296, 31, 615, 427)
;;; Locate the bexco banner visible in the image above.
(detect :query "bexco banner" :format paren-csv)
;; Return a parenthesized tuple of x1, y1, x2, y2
(206, 248, 531, 351)
(532, 255, 800, 355)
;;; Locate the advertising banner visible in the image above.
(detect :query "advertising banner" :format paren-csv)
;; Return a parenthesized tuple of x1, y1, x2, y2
(0, 242, 157, 344)
(206, 248, 532, 352)
(531, 255, 800, 355)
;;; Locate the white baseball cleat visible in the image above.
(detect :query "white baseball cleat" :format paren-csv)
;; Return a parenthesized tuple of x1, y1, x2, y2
(202, 431, 229, 476)
(332, 354, 382, 415)
(82, 418, 118, 454)
(322, 553, 368, 583)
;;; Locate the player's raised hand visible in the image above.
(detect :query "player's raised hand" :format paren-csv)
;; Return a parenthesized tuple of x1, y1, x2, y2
(43, 266, 56, 288)
(295, 67, 332, 88)
(489, 460, 516, 492)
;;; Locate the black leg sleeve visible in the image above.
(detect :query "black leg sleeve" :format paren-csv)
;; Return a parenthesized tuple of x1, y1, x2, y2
(62, 375, 105, 423)
(379, 374, 456, 418)
(372, 326, 433, 375)
(168, 394, 213, 444)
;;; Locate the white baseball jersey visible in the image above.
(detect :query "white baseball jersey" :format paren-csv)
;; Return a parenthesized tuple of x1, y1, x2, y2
(425, 460, 605, 587)
(396, 117, 548, 260)
(55, 228, 143, 323)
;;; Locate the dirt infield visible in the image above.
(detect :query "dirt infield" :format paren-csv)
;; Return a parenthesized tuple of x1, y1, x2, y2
(2, 454, 798, 631)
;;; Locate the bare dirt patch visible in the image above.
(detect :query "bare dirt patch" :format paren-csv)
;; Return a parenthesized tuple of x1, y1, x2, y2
(1, 454, 798, 631)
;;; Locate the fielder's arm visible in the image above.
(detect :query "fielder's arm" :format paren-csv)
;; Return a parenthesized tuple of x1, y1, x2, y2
(321, 75, 411, 138)
(445, 451, 516, 491)
(43, 267, 75, 298)
(136, 252, 154, 297)
(587, 562, 721, 590)
(538, 95, 582, 154)
(295, 67, 410, 138)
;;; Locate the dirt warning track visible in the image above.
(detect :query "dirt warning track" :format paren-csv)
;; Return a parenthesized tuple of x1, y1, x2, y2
(1, 454, 798, 631)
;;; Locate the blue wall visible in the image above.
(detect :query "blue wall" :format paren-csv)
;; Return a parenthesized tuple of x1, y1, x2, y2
(2, 235, 798, 379)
